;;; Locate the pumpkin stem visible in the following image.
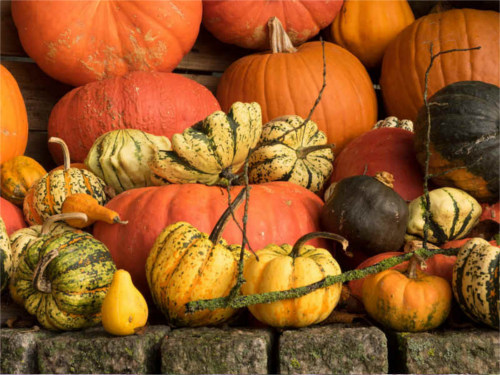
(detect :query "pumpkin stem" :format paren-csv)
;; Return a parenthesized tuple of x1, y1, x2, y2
(297, 144, 335, 159)
(48, 137, 71, 171)
(290, 231, 348, 259)
(268, 17, 297, 54)
(41, 213, 88, 235)
(209, 188, 249, 244)
(407, 254, 426, 279)
(374, 172, 395, 189)
(33, 248, 59, 294)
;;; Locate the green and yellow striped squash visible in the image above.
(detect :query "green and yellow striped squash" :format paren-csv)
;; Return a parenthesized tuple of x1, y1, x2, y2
(248, 115, 334, 193)
(11, 230, 116, 330)
(453, 238, 499, 329)
(406, 187, 482, 245)
(149, 102, 262, 186)
(23, 138, 108, 225)
(85, 129, 171, 194)
(0, 217, 13, 292)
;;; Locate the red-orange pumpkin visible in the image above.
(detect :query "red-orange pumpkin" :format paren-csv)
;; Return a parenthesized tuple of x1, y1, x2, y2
(11, 1, 203, 86)
(0, 197, 27, 235)
(48, 72, 220, 164)
(480, 202, 500, 224)
(203, 0, 343, 50)
(380, 9, 499, 120)
(93, 182, 327, 297)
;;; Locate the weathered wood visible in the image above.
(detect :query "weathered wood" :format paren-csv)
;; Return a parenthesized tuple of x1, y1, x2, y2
(0, 1, 24, 58)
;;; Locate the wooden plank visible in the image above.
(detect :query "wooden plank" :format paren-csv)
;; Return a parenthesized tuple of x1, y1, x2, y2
(0, 0, 24, 58)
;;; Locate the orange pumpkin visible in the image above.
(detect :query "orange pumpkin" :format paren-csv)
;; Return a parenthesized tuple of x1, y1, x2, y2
(380, 9, 499, 120)
(0, 65, 28, 165)
(1, 156, 47, 206)
(216, 17, 377, 153)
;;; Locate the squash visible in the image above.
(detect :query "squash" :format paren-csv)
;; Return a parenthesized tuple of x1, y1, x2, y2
(0, 217, 13, 293)
(373, 117, 413, 132)
(242, 232, 346, 328)
(414, 81, 499, 202)
(362, 255, 452, 331)
(406, 187, 482, 245)
(85, 129, 171, 194)
(0, 64, 28, 165)
(380, 9, 499, 121)
(62, 194, 127, 228)
(1, 156, 47, 206)
(23, 138, 108, 225)
(216, 17, 377, 154)
(0, 197, 27, 235)
(101, 269, 148, 336)
(48, 72, 219, 164)
(11, 1, 203, 86)
(452, 238, 499, 329)
(331, 0, 415, 68)
(149, 102, 262, 186)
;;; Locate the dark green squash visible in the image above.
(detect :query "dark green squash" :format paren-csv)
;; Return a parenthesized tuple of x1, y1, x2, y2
(414, 81, 499, 203)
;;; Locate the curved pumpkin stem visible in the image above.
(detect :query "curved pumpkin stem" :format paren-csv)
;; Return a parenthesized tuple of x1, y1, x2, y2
(33, 248, 59, 293)
(268, 17, 297, 54)
(298, 143, 335, 159)
(290, 231, 349, 259)
(407, 254, 424, 279)
(41, 213, 88, 235)
(209, 188, 249, 244)
(48, 137, 71, 171)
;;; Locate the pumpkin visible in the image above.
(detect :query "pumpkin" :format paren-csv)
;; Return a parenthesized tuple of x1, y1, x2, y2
(10, 222, 116, 330)
(202, 0, 343, 50)
(0, 65, 28, 165)
(248, 115, 334, 193)
(362, 255, 452, 331)
(373, 117, 413, 132)
(414, 81, 499, 202)
(380, 9, 499, 121)
(321, 172, 409, 255)
(216, 17, 377, 153)
(61, 194, 127, 228)
(452, 238, 499, 329)
(0, 197, 27, 235)
(11, 1, 203, 86)
(331, 0, 414, 68)
(149, 102, 262, 186)
(406, 187, 482, 245)
(23, 138, 108, 225)
(101, 269, 148, 336)
(0, 217, 13, 293)
(328, 127, 423, 202)
(1, 156, 47, 206)
(93, 182, 327, 297)
(242, 232, 346, 328)
(480, 202, 500, 225)
(85, 129, 171, 194)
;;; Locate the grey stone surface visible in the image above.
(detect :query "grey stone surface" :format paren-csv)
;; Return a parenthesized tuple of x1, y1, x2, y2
(279, 323, 388, 374)
(161, 327, 274, 374)
(1, 328, 55, 374)
(37, 325, 169, 374)
(394, 328, 500, 374)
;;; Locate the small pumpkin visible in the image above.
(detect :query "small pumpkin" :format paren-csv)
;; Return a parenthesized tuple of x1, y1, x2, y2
(373, 116, 413, 132)
(452, 238, 499, 329)
(150, 102, 262, 186)
(248, 116, 334, 193)
(242, 232, 346, 328)
(362, 255, 452, 332)
(406, 187, 482, 245)
(1, 156, 47, 206)
(85, 129, 171, 194)
(0, 217, 13, 293)
(62, 194, 127, 228)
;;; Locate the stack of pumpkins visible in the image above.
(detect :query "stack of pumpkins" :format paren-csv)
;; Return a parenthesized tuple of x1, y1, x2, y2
(0, 0, 499, 335)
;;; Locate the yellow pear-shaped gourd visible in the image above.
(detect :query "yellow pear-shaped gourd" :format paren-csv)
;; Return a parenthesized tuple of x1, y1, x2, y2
(101, 269, 148, 336)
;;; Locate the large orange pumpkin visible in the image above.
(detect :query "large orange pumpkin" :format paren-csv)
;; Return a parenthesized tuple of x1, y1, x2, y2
(0, 65, 28, 165)
(380, 9, 499, 120)
(203, 0, 343, 50)
(11, 1, 203, 86)
(216, 17, 377, 153)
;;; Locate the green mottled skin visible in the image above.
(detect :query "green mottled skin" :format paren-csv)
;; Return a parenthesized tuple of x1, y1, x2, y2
(0, 218, 12, 292)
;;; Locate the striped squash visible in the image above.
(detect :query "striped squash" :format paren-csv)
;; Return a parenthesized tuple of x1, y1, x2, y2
(453, 238, 499, 329)
(0, 217, 13, 292)
(85, 129, 171, 194)
(406, 187, 482, 245)
(11, 230, 116, 330)
(149, 102, 262, 186)
(248, 116, 334, 193)
(23, 138, 108, 225)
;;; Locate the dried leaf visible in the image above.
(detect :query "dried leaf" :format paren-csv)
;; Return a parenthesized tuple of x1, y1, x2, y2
(134, 325, 148, 335)
(322, 310, 365, 325)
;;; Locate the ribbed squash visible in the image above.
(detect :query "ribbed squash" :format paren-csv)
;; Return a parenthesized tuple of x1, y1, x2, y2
(406, 187, 482, 245)
(150, 102, 262, 186)
(1, 156, 47, 206)
(373, 116, 413, 132)
(23, 138, 108, 225)
(85, 129, 171, 194)
(248, 116, 334, 193)
(0, 217, 13, 293)
(453, 238, 499, 329)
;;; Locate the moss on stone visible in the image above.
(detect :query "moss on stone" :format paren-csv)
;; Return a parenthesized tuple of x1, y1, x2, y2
(290, 358, 301, 369)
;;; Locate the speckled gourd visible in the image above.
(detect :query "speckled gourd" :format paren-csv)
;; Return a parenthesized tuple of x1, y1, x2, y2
(0, 217, 13, 292)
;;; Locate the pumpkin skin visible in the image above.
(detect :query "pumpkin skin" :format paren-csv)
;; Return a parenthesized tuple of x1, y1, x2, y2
(203, 0, 343, 50)
(0, 217, 13, 293)
(452, 238, 499, 329)
(0, 65, 28, 165)
(331, 0, 415, 68)
(0, 197, 27, 235)
(1, 156, 47, 206)
(48, 72, 220, 164)
(380, 9, 499, 121)
(11, 1, 202, 86)
(93, 182, 327, 297)
(216, 18, 377, 154)
(414, 81, 499, 202)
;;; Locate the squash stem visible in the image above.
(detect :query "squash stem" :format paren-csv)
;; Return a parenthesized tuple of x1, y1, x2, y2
(33, 248, 59, 294)
(297, 144, 335, 159)
(48, 137, 71, 171)
(208, 188, 249, 244)
(268, 17, 297, 54)
(290, 231, 348, 259)
(41, 213, 88, 235)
